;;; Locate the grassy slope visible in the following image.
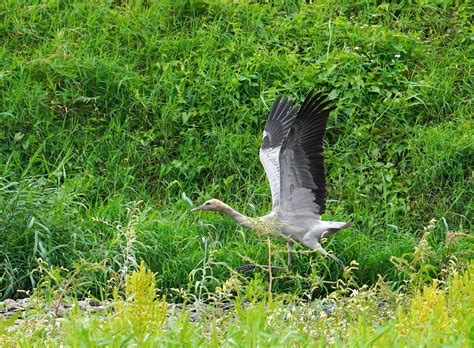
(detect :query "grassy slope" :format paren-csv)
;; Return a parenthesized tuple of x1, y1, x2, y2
(1, 0, 473, 300)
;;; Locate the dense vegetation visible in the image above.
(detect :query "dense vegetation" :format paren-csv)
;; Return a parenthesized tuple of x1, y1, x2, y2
(1, 0, 472, 309)
(1, 0, 473, 345)
(2, 260, 473, 346)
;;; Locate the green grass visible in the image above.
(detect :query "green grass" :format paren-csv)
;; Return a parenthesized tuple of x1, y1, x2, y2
(1, 0, 472, 305)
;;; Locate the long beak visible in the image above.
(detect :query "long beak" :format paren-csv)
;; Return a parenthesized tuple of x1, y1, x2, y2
(190, 206, 202, 212)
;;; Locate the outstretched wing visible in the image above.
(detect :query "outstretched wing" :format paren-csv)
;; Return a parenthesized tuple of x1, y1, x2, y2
(278, 91, 335, 218)
(259, 97, 300, 209)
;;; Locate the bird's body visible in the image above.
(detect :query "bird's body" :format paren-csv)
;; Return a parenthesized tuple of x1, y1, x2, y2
(259, 212, 349, 245)
(191, 91, 351, 269)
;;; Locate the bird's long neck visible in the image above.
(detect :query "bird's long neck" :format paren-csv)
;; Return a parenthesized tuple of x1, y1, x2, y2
(219, 203, 259, 231)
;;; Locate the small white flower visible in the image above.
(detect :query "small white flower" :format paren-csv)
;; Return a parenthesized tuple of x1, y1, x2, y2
(395, 54, 401, 58)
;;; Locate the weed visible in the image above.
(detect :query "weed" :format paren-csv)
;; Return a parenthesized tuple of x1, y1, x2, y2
(2, 260, 472, 346)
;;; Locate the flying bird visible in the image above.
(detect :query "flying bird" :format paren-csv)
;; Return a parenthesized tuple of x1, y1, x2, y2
(191, 90, 351, 269)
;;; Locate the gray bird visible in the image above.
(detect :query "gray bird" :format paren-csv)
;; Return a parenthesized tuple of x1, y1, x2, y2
(191, 91, 351, 269)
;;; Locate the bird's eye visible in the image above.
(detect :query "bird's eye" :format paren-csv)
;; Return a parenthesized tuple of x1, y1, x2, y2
(205, 202, 210, 206)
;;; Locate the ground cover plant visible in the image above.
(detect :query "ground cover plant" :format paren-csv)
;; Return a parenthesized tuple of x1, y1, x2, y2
(1, 258, 473, 346)
(0, 0, 472, 345)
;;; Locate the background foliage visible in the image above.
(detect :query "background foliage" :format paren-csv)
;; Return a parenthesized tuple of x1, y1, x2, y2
(0, 0, 472, 300)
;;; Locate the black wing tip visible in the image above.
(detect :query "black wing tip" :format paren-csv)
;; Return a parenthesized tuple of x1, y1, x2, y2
(267, 96, 294, 122)
(300, 89, 336, 116)
(271, 90, 336, 120)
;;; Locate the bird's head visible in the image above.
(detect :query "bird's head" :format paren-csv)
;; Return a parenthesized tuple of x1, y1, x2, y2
(190, 198, 225, 213)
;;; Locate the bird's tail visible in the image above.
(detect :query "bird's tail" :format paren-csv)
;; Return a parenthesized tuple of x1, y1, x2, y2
(321, 221, 352, 239)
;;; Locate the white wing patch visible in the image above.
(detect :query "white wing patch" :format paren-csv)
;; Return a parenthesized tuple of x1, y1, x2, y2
(259, 146, 282, 209)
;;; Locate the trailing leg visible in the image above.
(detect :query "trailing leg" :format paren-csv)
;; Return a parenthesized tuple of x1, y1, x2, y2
(303, 231, 345, 269)
(314, 242, 345, 269)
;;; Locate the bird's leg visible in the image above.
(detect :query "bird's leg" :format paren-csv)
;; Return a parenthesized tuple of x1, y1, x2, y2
(237, 242, 292, 273)
(236, 240, 293, 273)
(287, 242, 293, 269)
(314, 242, 345, 270)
